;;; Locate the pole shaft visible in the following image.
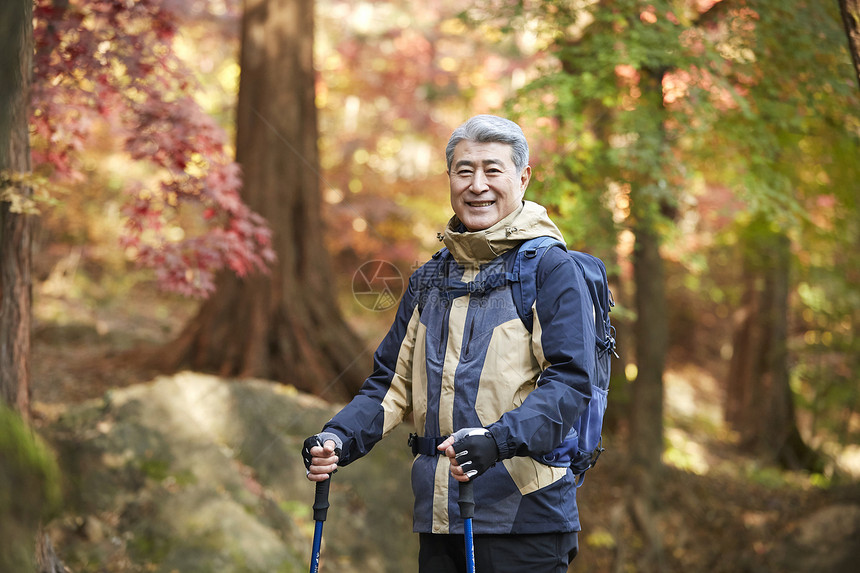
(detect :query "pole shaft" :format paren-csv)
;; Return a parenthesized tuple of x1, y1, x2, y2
(464, 518, 475, 573)
(310, 479, 331, 572)
(310, 520, 324, 573)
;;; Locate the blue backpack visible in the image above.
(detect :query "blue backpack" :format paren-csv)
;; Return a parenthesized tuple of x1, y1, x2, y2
(426, 236, 616, 486)
(511, 237, 616, 486)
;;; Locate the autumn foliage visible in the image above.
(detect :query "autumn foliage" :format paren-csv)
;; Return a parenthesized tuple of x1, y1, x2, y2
(32, 0, 274, 296)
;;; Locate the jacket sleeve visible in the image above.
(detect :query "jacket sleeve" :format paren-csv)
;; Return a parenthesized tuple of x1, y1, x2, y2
(321, 269, 423, 465)
(487, 246, 596, 460)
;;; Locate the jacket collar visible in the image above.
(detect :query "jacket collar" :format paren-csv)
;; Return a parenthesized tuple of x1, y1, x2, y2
(441, 201, 566, 266)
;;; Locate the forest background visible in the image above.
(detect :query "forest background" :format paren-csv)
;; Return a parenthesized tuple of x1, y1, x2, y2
(2, 0, 860, 571)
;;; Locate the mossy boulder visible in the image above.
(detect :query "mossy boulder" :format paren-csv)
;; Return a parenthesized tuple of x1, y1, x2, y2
(40, 372, 418, 572)
(1, 403, 62, 571)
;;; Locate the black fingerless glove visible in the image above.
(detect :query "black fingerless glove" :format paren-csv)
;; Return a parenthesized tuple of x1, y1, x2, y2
(301, 432, 343, 471)
(452, 428, 499, 479)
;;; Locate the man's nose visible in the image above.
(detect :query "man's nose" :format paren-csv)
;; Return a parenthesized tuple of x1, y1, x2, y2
(470, 170, 489, 192)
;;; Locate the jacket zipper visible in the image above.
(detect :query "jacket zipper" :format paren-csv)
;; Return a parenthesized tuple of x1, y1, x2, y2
(438, 258, 451, 353)
(465, 310, 476, 357)
(439, 299, 448, 354)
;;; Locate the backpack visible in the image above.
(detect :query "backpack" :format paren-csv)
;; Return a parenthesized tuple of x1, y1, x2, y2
(511, 237, 616, 487)
(423, 236, 616, 486)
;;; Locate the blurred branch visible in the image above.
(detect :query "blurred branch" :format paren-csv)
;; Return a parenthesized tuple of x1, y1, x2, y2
(838, 0, 860, 90)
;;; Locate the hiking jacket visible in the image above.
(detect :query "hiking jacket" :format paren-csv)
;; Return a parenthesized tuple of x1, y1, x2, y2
(323, 201, 596, 535)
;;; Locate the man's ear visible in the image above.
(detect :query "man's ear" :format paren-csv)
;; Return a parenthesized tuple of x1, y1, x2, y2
(519, 165, 532, 195)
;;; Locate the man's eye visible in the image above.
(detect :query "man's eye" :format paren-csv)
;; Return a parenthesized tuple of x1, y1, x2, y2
(458, 170, 473, 176)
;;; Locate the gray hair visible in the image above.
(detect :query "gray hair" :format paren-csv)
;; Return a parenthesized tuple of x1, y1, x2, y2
(445, 115, 529, 174)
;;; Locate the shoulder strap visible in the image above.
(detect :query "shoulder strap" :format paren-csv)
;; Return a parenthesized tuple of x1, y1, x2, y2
(512, 236, 567, 332)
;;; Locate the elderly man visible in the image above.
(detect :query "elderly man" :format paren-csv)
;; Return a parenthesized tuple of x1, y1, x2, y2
(303, 115, 595, 572)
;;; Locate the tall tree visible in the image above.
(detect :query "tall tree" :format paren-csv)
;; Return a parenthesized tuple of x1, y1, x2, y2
(626, 61, 673, 505)
(0, 0, 34, 416)
(500, 2, 691, 566)
(714, 0, 856, 469)
(518, 0, 691, 491)
(1, 6, 65, 570)
(497, 0, 855, 560)
(161, 0, 368, 401)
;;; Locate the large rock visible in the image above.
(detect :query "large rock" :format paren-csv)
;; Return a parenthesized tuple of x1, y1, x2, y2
(778, 503, 860, 573)
(41, 372, 418, 572)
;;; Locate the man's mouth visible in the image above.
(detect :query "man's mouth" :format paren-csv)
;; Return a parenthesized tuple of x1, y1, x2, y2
(467, 201, 495, 207)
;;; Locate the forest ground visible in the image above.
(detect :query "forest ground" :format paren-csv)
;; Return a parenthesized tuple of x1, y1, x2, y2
(28, 281, 860, 572)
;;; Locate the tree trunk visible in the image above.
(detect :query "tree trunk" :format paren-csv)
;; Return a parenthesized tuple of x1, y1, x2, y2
(626, 217, 669, 571)
(622, 65, 671, 573)
(839, 0, 860, 90)
(0, 0, 34, 417)
(0, 6, 67, 573)
(160, 0, 367, 402)
(628, 65, 670, 498)
(630, 217, 668, 490)
(726, 218, 819, 470)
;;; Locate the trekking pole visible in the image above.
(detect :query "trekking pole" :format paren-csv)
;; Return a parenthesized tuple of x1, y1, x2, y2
(458, 480, 476, 573)
(309, 477, 331, 573)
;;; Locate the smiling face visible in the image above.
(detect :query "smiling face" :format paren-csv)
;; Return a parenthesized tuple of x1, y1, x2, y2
(448, 140, 531, 231)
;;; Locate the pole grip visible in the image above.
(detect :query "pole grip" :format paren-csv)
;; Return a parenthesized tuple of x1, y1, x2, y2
(313, 478, 331, 522)
(458, 480, 475, 520)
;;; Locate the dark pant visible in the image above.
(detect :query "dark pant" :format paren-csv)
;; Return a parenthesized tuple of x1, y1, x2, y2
(418, 531, 578, 573)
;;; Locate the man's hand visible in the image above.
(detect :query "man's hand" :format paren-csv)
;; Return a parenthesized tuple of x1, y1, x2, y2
(438, 428, 498, 482)
(302, 432, 343, 482)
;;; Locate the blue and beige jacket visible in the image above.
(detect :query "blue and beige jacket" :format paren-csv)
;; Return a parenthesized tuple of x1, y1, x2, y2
(324, 201, 596, 535)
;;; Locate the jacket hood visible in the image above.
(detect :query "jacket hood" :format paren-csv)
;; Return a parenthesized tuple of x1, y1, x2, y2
(442, 200, 565, 265)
